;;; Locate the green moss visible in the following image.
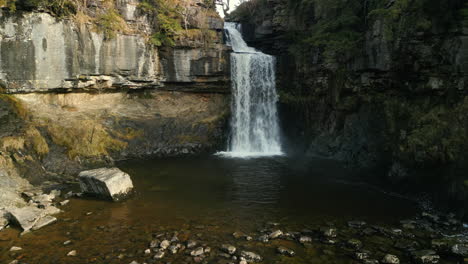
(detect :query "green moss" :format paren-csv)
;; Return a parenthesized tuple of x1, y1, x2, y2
(95, 8, 126, 39)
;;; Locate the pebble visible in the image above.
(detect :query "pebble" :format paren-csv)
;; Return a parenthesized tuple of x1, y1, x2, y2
(10, 246, 22, 251)
(221, 244, 236, 255)
(269, 229, 283, 239)
(144, 248, 151, 255)
(160, 239, 170, 249)
(320, 227, 337, 238)
(277, 246, 295, 257)
(191, 247, 205, 257)
(63, 240, 72, 246)
(240, 251, 263, 262)
(187, 240, 197, 248)
(60, 200, 70, 206)
(153, 251, 164, 259)
(299, 235, 312, 243)
(67, 250, 77, 256)
(382, 254, 400, 264)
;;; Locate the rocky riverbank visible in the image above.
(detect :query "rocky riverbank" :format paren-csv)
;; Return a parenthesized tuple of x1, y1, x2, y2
(2, 199, 468, 264)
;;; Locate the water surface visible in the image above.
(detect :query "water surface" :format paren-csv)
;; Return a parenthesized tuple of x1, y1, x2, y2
(0, 156, 420, 264)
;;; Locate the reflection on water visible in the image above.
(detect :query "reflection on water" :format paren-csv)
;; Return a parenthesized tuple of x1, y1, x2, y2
(0, 156, 421, 264)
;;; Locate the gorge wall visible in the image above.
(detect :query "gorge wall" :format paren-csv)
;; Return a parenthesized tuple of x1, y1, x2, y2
(229, 0, 468, 209)
(0, 0, 230, 207)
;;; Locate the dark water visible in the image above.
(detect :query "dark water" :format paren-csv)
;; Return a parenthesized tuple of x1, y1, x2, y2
(0, 156, 421, 264)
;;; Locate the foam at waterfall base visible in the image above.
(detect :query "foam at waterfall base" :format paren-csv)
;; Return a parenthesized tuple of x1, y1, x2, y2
(215, 151, 284, 158)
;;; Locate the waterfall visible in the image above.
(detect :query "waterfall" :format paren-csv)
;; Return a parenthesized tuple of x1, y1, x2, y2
(219, 22, 283, 158)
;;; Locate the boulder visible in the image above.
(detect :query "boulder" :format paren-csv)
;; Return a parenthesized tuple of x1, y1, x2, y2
(6, 206, 46, 232)
(78, 168, 134, 201)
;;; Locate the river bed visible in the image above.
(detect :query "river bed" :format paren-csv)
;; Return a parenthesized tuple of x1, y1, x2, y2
(0, 155, 449, 264)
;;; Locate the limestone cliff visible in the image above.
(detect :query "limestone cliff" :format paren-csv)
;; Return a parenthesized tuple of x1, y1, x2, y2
(229, 0, 468, 208)
(0, 0, 231, 200)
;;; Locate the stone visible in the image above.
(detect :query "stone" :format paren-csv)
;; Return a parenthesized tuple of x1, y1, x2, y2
(258, 234, 269, 242)
(348, 221, 367, 228)
(347, 239, 362, 250)
(191, 247, 204, 257)
(160, 240, 170, 249)
(78, 168, 134, 201)
(60, 200, 70, 206)
(240, 251, 262, 262)
(0, 210, 8, 231)
(5, 206, 58, 232)
(67, 250, 77, 256)
(149, 239, 160, 248)
(32, 215, 57, 231)
(233, 231, 246, 239)
(320, 227, 337, 238)
(10, 246, 22, 251)
(277, 246, 295, 257)
(412, 250, 440, 264)
(269, 229, 283, 239)
(382, 254, 400, 264)
(144, 248, 151, 255)
(239, 261, 247, 264)
(221, 244, 236, 255)
(64, 240, 72, 246)
(153, 251, 165, 259)
(299, 235, 312, 243)
(355, 252, 369, 260)
(187, 240, 197, 248)
(168, 245, 178, 254)
(451, 244, 468, 257)
(364, 259, 379, 264)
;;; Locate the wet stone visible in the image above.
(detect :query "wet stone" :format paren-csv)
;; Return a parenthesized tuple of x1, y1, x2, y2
(218, 252, 231, 259)
(144, 248, 151, 255)
(160, 240, 170, 249)
(451, 243, 468, 257)
(364, 259, 379, 264)
(258, 234, 269, 242)
(412, 250, 440, 264)
(168, 245, 179, 254)
(348, 221, 366, 228)
(9, 246, 22, 251)
(347, 239, 362, 250)
(299, 236, 312, 244)
(355, 251, 369, 260)
(277, 246, 295, 257)
(191, 247, 205, 257)
(187, 240, 197, 248)
(67, 250, 77, 256)
(382, 254, 400, 264)
(149, 239, 160, 248)
(154, 251, 165, 259)
(269, 229, 283, 239)
(221, 244, 236, 255)
(32, 215, 57, 231)
(63, 240, 72, 246)
(320, 227, 337, 238)
(240, 251, 262, 262)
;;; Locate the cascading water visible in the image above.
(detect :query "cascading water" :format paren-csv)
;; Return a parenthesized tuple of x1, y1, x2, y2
(219, 22, 283, 158)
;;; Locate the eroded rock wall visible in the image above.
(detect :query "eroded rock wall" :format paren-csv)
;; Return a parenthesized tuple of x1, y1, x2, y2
(0, 0, 231, 192)
(228, 0, 468, 208)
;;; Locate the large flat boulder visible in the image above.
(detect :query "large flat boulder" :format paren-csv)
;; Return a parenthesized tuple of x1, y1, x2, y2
(5, 205, 60, 233)
(78, 168, 134, 201)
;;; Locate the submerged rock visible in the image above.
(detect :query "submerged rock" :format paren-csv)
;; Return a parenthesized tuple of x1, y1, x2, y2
(240, 251, 263, 262)
(31, 215, 57, 231)
(381, 254, 400, 264)
(78, 168, 134, 201)
(190, 247, 205, 257)
(411, 250, 440, 264)
(277, 246, 295, 257)
(221, 244, 236, 255)
(5, 205, 60, 233)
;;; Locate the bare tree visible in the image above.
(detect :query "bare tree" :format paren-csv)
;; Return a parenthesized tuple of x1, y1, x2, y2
(215, 0, 230, 17)
(176, 0, 191, 31)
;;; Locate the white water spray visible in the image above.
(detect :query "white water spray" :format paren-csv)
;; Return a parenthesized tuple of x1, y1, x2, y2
(218, 22, 283, 158)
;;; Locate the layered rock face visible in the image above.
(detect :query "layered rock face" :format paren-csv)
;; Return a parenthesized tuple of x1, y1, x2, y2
(0, 0, 230, 203)
(229, 0, 468, 206)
